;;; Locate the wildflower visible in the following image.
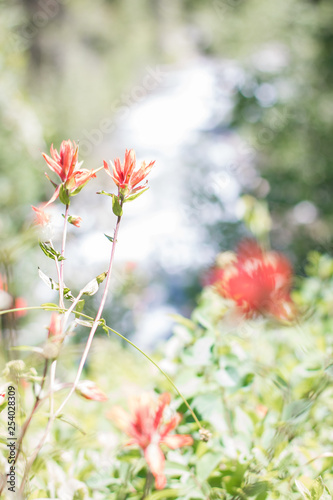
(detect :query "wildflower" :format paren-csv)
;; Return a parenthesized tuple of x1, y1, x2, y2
(108, 392, 193, 490)
(42, 140, 98, 205)
(32, 205, 50, 226)
(0, 275, 26, 318)
(67, 215, 82, 227)
(208, 240, 294, 320)
(103, 149, 155, 199)
(76, 380, 108, 402)
(48, 313, 63, 342)
(14, 297, 27, 318)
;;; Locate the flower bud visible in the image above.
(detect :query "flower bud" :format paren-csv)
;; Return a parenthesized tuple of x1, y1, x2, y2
(199, 428, 212, 442)
(75, 380, 108, 402)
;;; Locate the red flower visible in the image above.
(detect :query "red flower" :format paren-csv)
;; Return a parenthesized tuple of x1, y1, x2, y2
(76, 380, 108, 402)
(0, 275, 26, 318)
(14, 297, 27, 318)
(42, 140, 98, 205)
(108, 392, 193, 489)
(68, 215, 82, 227)
(48, 313, 63, 342)
(0, 393, 5, 405)
(103, 149, 155, 198)
(32, 205, 50, 226)
(208, 240, 294, 320)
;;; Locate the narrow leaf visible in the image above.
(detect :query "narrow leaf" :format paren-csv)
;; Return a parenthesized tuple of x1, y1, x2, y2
(97, 190, 113, 197)
(296, 479, 312, 500)
(57, 414, 86, 435)
(59, 184, 70, 205)
(112, 194, 123, 216)
(41, 303, 59, 311)
(124, 187, 149, 202)
(38, 268, 58, 290)
(75, 318, 93, 328)
(104, 234, 114, 243)
(39, 242, 65, 262)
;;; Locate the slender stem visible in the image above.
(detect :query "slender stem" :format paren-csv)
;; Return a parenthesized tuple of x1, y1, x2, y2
(48, 206, 69, 418)
(14, 360, 49, 465)
(142, 471, 153, 499)
(55, 209, 123, 417)
(59, 204, 69, 310)
(17, 206, 69, 490)
(103, 323, 203, 430)
(19, 205, 123, 494)
(0, 306, 65, 316)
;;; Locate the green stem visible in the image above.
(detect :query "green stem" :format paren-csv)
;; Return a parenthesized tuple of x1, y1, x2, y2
(142, 471, 153, 499)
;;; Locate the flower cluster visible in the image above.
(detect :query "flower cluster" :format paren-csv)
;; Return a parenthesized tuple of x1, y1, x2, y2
(33, 141, 155, 225)
(108, 392, 193, 489)
(207, 240, 295, 320)
(103, 149, 155, 200)
(42, 139, 99, 206)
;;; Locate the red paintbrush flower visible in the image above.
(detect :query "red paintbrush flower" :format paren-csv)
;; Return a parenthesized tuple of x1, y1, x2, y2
(42, 140, 99, 205)
(207, 240, 295, 320)
(103, 149, 155, 199)
(0, 275, 27, 318)
(32, 205, 50, 226)
(108, 392, 193, 489)
(48, 313, 63, 342)
(76, 381, 108, 402)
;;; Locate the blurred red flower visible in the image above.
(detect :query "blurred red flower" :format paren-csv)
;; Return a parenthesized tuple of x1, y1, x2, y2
(108, 392, 193, 489)
(48, 313, 63, 342)
(0, 393, 5, 405)
(42, 140, 98, 205)
(103, 149, 155, 198)
(207, 240, 294, 320)
(0, 275, 27, 318)
(76, 380, 108, 402)
(32, 205, 50, 226)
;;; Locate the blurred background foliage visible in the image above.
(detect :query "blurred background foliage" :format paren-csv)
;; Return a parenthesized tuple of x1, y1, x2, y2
(1, 0, 333, 327)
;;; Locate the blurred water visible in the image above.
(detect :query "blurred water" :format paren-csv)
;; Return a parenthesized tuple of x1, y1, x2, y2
(38, 58, 247, 348)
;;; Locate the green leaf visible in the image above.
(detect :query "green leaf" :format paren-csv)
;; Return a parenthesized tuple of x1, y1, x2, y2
(296, 479, 312, 500)
(75, 318, 93, 328)
(97, 190, 113, 197)
(283, 399, 313, 422)
(74, 299, 85, 315)
(81, 272, 107, 296)
(0, 401, 8, 414)
(59, 184, 70, 205)
(196, 452, 222, 482)
(64, 288, 74, 300)
(38, 268, 58, 290)
(96, 271, 107, 284)
(57, 414, 86, 435)
(310, 477, 325, 500)
(124, 187, 149, 202)
(243, 481, 269, 497)
(39, 242, 65, 261)
(104, 234, 114, 243)
(10, 345, 44, 354)
(112, 194, 123, 216)
(41, 303, 59, 311)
